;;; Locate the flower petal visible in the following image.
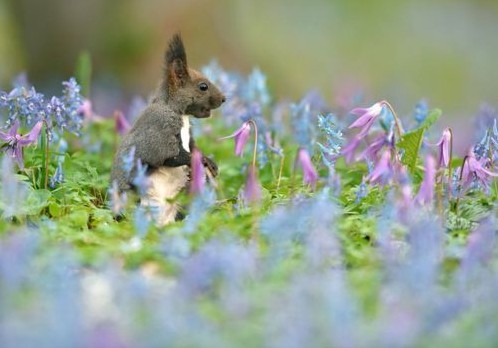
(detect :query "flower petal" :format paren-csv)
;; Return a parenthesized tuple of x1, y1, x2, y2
(18, 121, 43, 145)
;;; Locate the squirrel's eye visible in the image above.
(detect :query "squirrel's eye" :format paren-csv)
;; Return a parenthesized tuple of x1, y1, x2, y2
(199, 82, 208, 91)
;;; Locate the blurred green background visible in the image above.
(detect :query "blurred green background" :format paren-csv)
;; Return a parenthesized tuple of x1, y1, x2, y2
(1, 0, 498, 122)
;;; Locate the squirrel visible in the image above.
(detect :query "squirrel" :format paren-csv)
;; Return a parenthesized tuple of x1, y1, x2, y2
(110, 34, 225, 226)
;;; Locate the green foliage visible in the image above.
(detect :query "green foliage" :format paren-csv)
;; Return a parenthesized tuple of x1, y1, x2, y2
(397, 108, 442, 173)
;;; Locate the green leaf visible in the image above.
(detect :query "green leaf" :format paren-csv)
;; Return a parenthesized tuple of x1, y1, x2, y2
(397, 128, 425, 172)
(420, 108, 442, 130)
(24, 189, 51, 215)
(48, 202, 62, 217)
(397, 108, 442, 173)
(75, 51, 92, 97)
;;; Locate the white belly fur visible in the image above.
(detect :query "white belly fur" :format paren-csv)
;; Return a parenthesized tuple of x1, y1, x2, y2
(180, 115, 191, 152)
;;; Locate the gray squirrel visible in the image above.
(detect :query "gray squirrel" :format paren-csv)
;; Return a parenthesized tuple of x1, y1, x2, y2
(110, 34, 225, 225)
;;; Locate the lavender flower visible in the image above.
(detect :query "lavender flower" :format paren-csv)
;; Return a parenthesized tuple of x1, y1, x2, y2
(290, 99, 315, 151)
(492, 118, 498, 162)
(77, 99, 96, 122)
(474, 104, 497, 139)
(355, 181, 368, 203)
(59, 78, 84, 135)
(413, 99, 429, 126)
(0, 78, 84, 140)
(131, 159, 150, 196)
(219, 121, 252, 157)
(359, 133, 388, 161)
(114, 110, 131, 136)
(0, 120, 43, 169)
(0, 86, 46, 128)
(121, 146, 136, 176)
(202, 62, 275, 167)
(341, 135, 362, 164)
(316, 113, 343, 169)
(183, 187, 216, 234)
(1, 156, 28, 217)
(296, 148, 319, 188)
(49, 161, 65, 189)
(461, 150, 498, 190)
(243, 165, 262, 204)
(428, 128, 451, 167)
(190, 149, 205, 195)
(109, 181, 128, 215)
(349, 101, 384, 138)
(415, 155, 436, 206)
(366, 149, 393, 185)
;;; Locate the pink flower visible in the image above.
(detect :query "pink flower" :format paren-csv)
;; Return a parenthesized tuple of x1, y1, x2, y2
(190, 149, 205, 195)
(243, 165, 262, 204)
(296, 148, 319, 188)
(78, 99, 93, 120)
(114, 110, 131, 136)
(429, 128, 451, 167)
(461, 150, 498, 190)
(220, 121, 252, 157)
(359, 133, 388, 161)
(341, 135, 362, 163)
(415, 155, 436, 205)
(0, 120, 43, 169)
(366, 149, 393, 185)
(349, 101, 384, 138)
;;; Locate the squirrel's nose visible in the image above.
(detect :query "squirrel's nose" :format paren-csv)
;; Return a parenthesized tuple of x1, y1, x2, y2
(221, 95, 226, 103)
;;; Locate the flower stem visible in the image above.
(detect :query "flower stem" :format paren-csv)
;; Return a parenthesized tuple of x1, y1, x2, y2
(248, 119, 258, 168)
(447, 128, 454, 201)
(382, 100, 404, 140)
(42, 122, 50, 189)
(277, 155, 285, 190)
(454, 155, 469, 214)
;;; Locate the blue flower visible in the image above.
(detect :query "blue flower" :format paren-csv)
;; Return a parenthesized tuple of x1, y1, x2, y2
(316, 113, 343, 169)
(49, 161, 65, 189)
(413, 99, 429, 126)
(121, 146, 136, 176)
(290, 98, 315, 152)
(131, 159, 150, 196)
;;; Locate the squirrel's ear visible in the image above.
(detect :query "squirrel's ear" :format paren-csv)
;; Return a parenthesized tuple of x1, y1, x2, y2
(165, 34, 189, 88)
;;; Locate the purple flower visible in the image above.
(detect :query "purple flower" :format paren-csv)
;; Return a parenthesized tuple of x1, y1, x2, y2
(0, 120, 43, 169)
(415, 155, 436, 206)
(114, 110, 131, 136)
(49, 161, 65, 189)
(341, 135, 362, 163)
(429, 128, 451, 167)
(190, 149, 205, 195)
(243, 165, 262, 204)
(109, 180, 128, 214)
(349, 101, 384, 138)
(366, 149, 393, 185)
(131, 159, 150, 196)
(220, 121, 251, 157)
(461, 150, 498, 190)
(359, 133, 388, 161)
(296, 148, 319, 188)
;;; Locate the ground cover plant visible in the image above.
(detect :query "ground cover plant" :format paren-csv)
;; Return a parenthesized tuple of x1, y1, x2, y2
(0, 59, 497, 347)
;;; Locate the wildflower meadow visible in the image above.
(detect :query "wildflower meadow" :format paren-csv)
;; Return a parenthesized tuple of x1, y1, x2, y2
(0, 57, 497, 347)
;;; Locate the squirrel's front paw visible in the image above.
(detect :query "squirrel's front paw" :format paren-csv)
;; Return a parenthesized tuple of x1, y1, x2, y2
(202, 156, 218, 177)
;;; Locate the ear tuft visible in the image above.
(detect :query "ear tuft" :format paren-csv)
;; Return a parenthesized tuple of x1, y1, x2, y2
(165, 33, 189, 89)
(165, 33, 187, 67)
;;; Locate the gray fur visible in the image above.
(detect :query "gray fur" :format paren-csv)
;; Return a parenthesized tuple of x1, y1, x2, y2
(110, 33, 225, 194)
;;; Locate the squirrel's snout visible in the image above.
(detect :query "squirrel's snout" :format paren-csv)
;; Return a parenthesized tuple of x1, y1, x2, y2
(221, 95, 226, 104)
